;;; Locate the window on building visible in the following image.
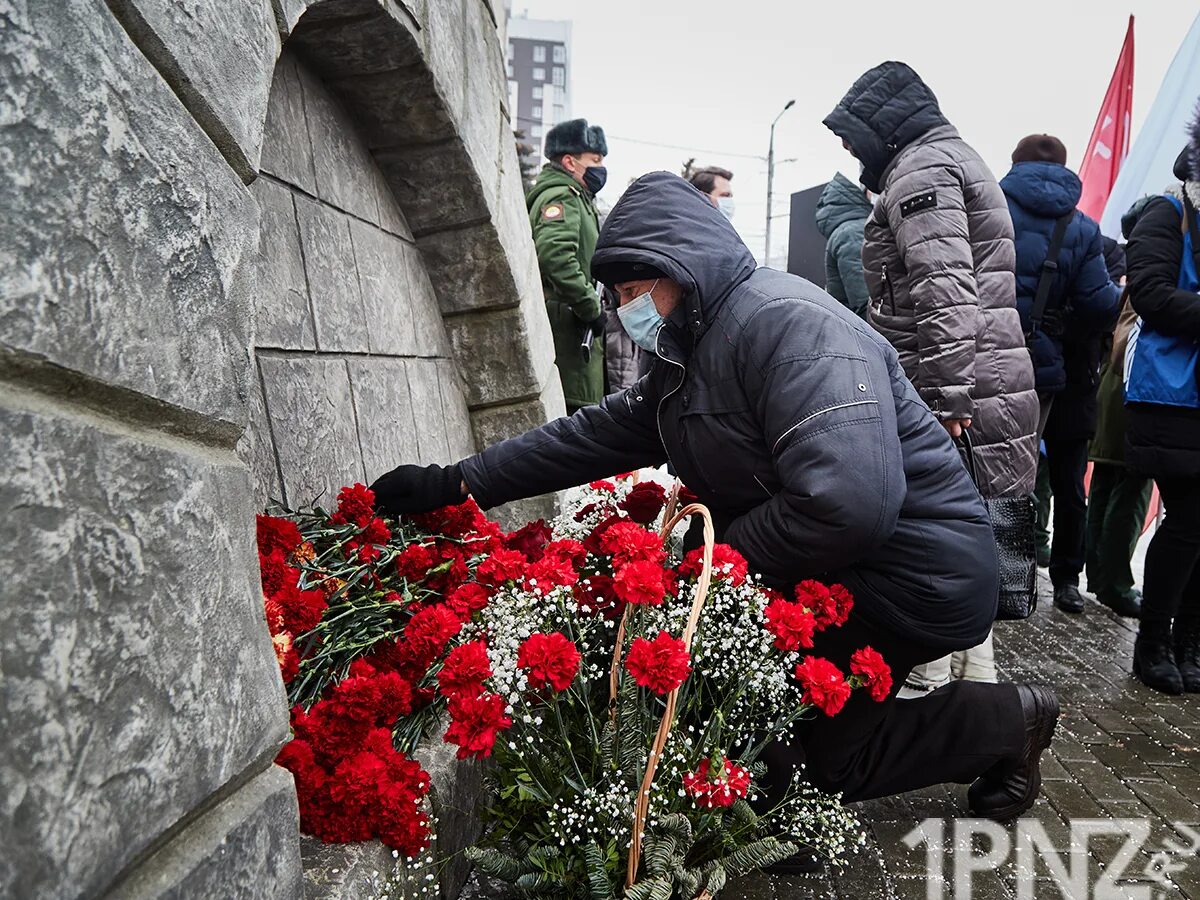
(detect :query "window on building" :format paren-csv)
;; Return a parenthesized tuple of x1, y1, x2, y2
(552, 67, 564, 86)
(507, 42, 514, 59)
(553, 45, 565, 63)
(532, 106, 542, 118)
(531, 124, 543, 139)
(533, 45, 546, 62)
(532, 85, 543, 100)
(533, 67, 545, 81)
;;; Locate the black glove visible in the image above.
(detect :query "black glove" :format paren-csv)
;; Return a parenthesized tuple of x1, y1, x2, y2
(370, 463, 465, 518)
(583, 311, 605, 334)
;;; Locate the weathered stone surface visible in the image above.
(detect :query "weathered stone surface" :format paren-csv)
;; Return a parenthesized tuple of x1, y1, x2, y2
(260, 50, 319, 196)
(346, 358, 421, 483)
(422, 0, 467, 122)
(437, 359, 476, 459)
(240, 360, 286, 510)
(468, 377, 565, 449)
(323, 64, 457, 150)
(108, 766, 302, 900)
(251, 177, 316, 351)
(303, 57, 381, 223)
(443, 295, 557, 408)
(418, 733, 486, 899)
(288, 0, 422, 78)
(258, 355, 365, 507)
(270, 0, 310, 37)
(106, 0, 279, 181)
(405, 242, 453, 355)
(377, 142, 490, 234)
(415, 220, 523, 315)
(349, 220, 418, 356)
(406, 358, 451, 464)
(0, 0, 257, 428)
(374, 164, 414, 240)
(457, 0, 504, 191)
(294, 196, 370, 353)
(0, 400, 289, 900)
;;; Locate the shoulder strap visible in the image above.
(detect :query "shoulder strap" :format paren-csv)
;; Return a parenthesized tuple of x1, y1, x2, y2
(1029, 212, 1074, 332)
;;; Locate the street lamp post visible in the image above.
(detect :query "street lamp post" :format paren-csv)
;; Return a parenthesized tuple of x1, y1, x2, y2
(764, 98, 795, 268)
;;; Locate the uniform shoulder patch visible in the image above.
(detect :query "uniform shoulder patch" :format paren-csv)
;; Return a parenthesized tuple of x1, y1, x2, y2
(542, 202, 565, 221)
(900, 191, 938, 217)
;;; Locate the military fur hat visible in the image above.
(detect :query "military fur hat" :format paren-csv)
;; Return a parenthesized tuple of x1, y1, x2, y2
(544, 118, 607, 160)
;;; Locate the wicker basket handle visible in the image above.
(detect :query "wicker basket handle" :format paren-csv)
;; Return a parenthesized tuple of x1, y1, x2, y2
(606, 501, 715, 889)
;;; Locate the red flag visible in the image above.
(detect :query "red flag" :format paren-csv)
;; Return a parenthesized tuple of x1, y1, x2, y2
(1078, 16, 1135, 220)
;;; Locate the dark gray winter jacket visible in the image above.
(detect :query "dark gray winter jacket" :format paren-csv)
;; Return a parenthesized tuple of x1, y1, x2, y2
(824, 62, 1039, 500)
(815, 173, 873, 319)
(460, 172, 998, 652)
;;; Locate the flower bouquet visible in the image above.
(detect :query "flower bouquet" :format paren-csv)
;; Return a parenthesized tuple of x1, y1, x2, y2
(456, 478, 886, 899)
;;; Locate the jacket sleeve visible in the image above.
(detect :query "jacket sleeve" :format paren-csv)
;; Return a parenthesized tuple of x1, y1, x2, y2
(722, 303, 906, 581)
(532, 191, 602, 322)
(459, 374, 667, 510)
(887, 161, 979, 419)
(831, 223, 871, 319)
(1127, 197, 1200, 340)
(1067, 223, 1121, 334)
(823, 246, 846, 305)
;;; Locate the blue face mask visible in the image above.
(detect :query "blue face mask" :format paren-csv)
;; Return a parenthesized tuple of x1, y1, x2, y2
(616, 280, 665, 352)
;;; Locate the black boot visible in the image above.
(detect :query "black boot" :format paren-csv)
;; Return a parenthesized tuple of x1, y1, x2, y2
(967, 684, 1059, 821)
(1098, 589, 1142, 619)
(1133, 632, 1184, 695)
(1053, 584, 1085, 614)
(1174, 622, 1200, 694)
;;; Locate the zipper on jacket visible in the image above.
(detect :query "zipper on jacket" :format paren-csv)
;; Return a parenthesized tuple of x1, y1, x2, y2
(654, 329, 687, 472)
(882, 263, 897, 315)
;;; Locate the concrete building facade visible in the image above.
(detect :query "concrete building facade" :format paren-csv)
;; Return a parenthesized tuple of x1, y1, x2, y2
(505, 12, 573, 168)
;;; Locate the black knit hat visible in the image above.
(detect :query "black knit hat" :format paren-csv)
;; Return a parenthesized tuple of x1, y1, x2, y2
(592, 260, 665, 288)
(544, 118, 607, 160)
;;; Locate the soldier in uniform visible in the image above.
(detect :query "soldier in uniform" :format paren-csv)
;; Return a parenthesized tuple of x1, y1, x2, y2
(526, 118, 608, 412)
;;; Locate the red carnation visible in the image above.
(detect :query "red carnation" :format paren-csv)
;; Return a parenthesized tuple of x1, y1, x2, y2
(438, 640, 492, 698)
(763, 598, 817, 652)
(850, 645, 893, 702)
(589, 479, 616, 492)
(475, 548, 528, 588)
(524, 553, 579, 591)
(256, 514, 303, 558)
(395, 543, 438, 581)
(796, 580, 854, 630)
(518, 632, 582, 692)
(613, 559, 666, 607)
(272, 582, 328, 634)
(625, 631, 691, 695)
(620, 481, 668, 524)
(682, 757, 752, 809)
(411, 498, 491, 539)
(332, 483, 376, 528)
(679, 544, 749, 586)
(599, 521, 667, 568)
(505, 519, 554, 562)
(794, 656, 852, 717)
(447, 582, 490, 618)
(259, 549, 299, 597)
(544, 539, 588, 565)
(444, 692, 512, 759)
(273, 632, 300, 683)
(397, 605, 463, 679)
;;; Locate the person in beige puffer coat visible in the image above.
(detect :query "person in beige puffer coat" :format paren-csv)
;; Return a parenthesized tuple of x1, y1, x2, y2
(826, 62, 1039, 693)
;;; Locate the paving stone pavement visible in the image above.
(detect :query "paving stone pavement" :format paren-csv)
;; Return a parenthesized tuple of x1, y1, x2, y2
(723, 573, 1200, 900)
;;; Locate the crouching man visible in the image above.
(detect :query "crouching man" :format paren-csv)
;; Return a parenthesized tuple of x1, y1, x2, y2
(371, 172, 1058, 833)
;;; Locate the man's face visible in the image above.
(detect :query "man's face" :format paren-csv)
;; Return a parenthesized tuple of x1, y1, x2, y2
(562, 151, 605, 187)
(707, 174, 733, 206)
(614, 278, 684, 318)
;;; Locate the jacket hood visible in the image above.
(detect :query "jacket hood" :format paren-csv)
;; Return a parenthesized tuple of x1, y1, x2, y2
(1000, 162, 1082, 218)
(1121, 195, 1157, 240)
(822, 61, 950, 193)
(815, 172, 873, 238)
(591, 171, 757, 339)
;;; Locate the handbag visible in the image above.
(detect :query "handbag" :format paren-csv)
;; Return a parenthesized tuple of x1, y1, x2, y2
(959, 430, 1038, 621)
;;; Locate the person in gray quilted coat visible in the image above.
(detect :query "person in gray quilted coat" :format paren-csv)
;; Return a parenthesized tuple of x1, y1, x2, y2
(824, 62, 1039, 502)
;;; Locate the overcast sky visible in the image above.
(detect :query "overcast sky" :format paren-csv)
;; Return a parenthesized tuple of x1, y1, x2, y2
(509, 0, 1194, 262)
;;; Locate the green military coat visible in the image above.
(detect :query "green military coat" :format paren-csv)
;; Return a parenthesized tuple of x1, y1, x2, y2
(526, 166, 603, 410)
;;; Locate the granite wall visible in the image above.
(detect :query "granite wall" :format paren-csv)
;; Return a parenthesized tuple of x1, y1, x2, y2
(0, 1, 562, 897)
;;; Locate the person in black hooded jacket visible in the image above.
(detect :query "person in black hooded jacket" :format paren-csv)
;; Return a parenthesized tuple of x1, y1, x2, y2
(369, 172, 1058, 822)
(1124, 133, 1200, 695)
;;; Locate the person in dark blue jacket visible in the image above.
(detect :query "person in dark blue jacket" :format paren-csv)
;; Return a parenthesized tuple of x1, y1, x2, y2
(1000, 135, 1121, 615)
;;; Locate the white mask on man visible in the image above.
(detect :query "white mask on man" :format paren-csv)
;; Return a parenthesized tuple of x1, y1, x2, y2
(717, 196, 735, 221)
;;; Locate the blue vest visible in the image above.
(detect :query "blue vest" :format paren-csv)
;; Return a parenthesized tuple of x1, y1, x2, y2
(1125, 194, 1200, 409)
